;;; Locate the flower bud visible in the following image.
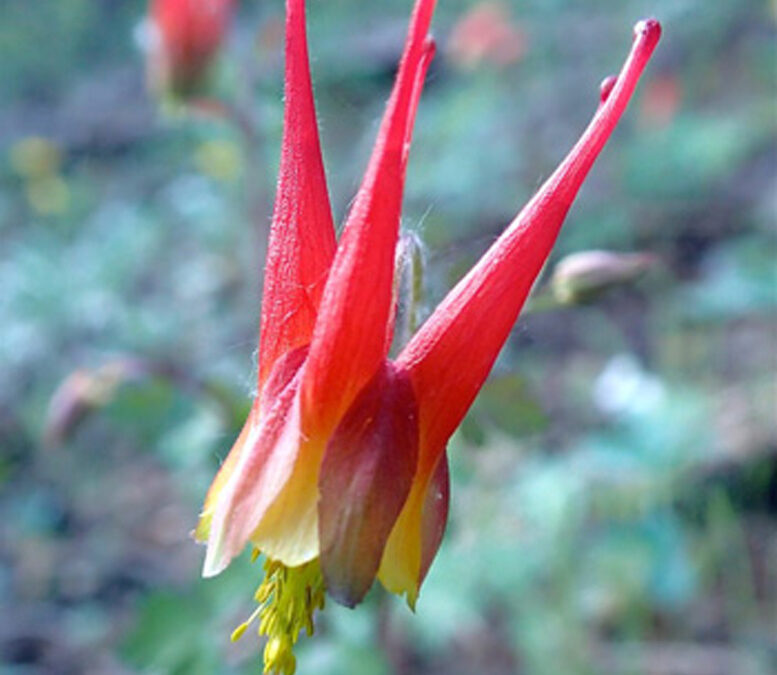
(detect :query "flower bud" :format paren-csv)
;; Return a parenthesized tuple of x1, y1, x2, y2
(147, 0, 234, 100)
(551, 250, 656, 304)
(447, 2, 526, 69)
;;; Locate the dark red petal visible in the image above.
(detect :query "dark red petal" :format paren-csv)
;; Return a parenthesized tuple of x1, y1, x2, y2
(257, 0, 336, 391)
(300, 0, 437, 437)
(318, 362, 419, 607)
(398, 19, 661, 457)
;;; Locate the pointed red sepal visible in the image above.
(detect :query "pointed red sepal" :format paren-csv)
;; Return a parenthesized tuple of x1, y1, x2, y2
(398, 19, 661, 457)
(202, 346, 307, 577)
(257, 0, 337, 392)
(300, 0, 437, 436)
(318, 362, 419, 607)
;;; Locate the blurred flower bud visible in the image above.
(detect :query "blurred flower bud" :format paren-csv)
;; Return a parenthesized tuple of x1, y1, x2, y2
(147, 0, 234, 100)
(447, 2, 526, 70)
(640, 73, 682, 127)
(551, 250, 657, 305)
(43, 359, 149, 447)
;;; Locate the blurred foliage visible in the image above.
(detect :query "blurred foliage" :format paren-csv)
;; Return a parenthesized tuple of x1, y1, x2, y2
(0, 1, 775, 674)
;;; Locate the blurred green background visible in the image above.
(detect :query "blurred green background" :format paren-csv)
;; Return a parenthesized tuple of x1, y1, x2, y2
(1, 1, 775, 674)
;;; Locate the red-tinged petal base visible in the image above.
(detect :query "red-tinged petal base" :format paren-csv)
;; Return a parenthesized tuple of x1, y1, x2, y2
(195, 399, 258, 544)
(318, 362, 419, 607)
(378, 450, 450, 608)
(202, 347, 309, 576)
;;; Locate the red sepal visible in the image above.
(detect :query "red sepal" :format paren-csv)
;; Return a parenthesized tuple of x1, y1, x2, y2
(300, 0, 437, 436)
(257, 0, 336, 391)
(399, 20, 661, 457)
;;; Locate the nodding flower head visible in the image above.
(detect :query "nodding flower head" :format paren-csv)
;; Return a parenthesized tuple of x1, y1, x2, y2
(148, 0, 234, 98)
(194, 2, 661, 671)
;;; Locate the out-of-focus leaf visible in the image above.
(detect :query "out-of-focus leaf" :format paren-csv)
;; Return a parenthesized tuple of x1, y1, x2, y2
(677, 235, 777, 321)
(473, 374, 549, 438)
(625, 113, 765, 197)
(122, 554, 258, 674)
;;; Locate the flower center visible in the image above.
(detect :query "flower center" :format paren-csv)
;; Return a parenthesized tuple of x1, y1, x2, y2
(231, 553, 326, 675)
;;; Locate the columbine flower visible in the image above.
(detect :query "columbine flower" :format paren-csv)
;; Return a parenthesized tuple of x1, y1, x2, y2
(147, 0, 234, 99)
(195, 0, 660, 671)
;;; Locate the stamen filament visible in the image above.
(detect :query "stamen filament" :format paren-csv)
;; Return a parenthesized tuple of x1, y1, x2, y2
(230, 605, 262, 642)
(232, 556, 326, 675)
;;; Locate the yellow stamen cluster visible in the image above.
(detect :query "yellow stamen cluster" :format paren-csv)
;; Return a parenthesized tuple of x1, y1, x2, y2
(231, 555, 326, 675)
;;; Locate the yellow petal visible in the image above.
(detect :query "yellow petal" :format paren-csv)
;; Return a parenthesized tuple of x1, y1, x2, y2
(377, 451, 449, 609)
(248, 433, 325, 566)
(377, 478, 425, 608)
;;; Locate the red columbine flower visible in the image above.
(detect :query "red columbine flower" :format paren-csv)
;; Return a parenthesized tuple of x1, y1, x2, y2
(195, 0, 660, 670)
(148, 0, 234, 98)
